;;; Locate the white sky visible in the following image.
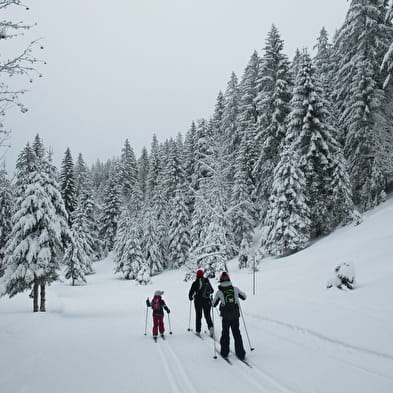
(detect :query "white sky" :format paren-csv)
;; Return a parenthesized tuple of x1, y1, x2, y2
(3, 0, 349, 173)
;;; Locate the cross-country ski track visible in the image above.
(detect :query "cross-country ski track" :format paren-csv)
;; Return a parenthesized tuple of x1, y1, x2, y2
(1, 198, 393, 393)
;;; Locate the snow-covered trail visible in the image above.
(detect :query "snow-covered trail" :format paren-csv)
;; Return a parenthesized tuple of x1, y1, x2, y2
(1, 198, 393, 393)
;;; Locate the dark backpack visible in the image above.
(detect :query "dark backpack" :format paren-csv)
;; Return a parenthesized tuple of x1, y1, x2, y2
(198, 278, 213, 299)
(220, 286, 239, 320)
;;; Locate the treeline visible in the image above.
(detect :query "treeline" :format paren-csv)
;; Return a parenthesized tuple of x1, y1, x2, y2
(1, 1, 393, 309)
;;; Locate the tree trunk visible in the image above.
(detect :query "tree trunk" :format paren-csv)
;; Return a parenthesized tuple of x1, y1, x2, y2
(33, 282, 39, 312)
(40, 283, 46, 312)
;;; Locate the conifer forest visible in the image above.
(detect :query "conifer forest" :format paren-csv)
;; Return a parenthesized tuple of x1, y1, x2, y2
(1, 1, 393, 310)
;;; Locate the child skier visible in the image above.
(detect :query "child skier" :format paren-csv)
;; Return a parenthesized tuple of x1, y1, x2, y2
(146, 290, 170, 341)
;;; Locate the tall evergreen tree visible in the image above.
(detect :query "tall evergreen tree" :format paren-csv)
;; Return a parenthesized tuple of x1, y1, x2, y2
(254, 25, 292, 218)
(263, 144, 311, 256)
(119, 139, 138, 202)
(138, 146, 150, 201)
(333, 0, 393, 210)
(287, 51, 352, 236)
(1, 142, 70, 312)
(60, 148, 77, 226)
(167, 185, 191, 269)
(99, 163, 122, 252)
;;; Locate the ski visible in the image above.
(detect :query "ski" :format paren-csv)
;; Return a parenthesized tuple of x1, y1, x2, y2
(194, 333, 204, 340)
(239, 359, 252, 368)
(221, 355, 232, 365)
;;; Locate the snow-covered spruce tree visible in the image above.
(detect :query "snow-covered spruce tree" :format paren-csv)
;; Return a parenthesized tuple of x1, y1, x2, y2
(74, 153, 104, 261)
(167, 184, 191, 269)
(119, 139, 138, 203)
(0, 169, 13, 277)
(138, 146, 149, 202)
(59, 147, 77, 226)
(161, 137, 185, 201)
(98, 163, 122, 252)
(187, 134, 237, 279)
(183, 122, 198, 215)
(65, 201, 94, 278)
(230, 136, 256, 248)
(220, 72, 240, 181)
(115, 209, 149, 283)
(254, 25, 292, 219)
(236, 51, 260, 184)
(287, 51, 350, 236)
(263, 143, 311, 257)
(63, 227, 88, 287)
(146, 134, 161, 202)
(142, 205, 164, 276)
(333, 0, 393, 210)
(0, 142, 70, 312)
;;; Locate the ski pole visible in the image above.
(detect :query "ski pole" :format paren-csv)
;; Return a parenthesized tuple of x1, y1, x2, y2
(167, 313, 173, 335)
(187, 299, 192, 331)
(212, 303, 218, 359)
(144, 305, 149, 336)
(239, 303, 254, 351)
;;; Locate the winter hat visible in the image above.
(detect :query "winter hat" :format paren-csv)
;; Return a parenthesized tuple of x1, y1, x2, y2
(219, 272, 230, 282)
(154, 290, 164, 296)
(196, 269, 204, 278)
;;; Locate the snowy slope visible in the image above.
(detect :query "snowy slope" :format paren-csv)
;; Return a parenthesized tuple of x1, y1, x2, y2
(1, 198, 393, 393)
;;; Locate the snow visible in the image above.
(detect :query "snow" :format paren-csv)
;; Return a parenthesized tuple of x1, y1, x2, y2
(1, 198, 393, 393)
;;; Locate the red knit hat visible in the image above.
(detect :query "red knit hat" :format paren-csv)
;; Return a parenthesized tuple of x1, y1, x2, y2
(196, 269, 204, 278)
(219, 272, 230, 282)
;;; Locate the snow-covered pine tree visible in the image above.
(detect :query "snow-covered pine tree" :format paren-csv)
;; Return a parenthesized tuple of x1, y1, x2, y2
(68, 201, 94, 276)
(188, 133, 237, 279)
(0, 169, 13, 277)
(114, 177, 149, 283)
(254, 25, 292, 219)
(74, 153, 103, 261)
(119, 139, 138, 203)
(222, 72, 240, 182)
(183, 122, 198, 215)
(63, 228, 88, 286)
(230, 136, 256, 248)
(142, 205, 164, 276)
(138, 146, 150, 202)
(59, 147, 77, 226)
(237, 50, 260, 177)
(263, 143, 311, 257)
(287, 51, 344, 236)
(333, 0, 393, 210)
(99, 162, 122, 252)
(167, 184, 191, 269)
(0, 142, 70, 311)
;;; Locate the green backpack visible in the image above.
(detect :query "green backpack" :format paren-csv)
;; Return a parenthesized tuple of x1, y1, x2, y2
(220, 286, 239, 320)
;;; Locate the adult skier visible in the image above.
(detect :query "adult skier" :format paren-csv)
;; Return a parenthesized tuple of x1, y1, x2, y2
(213, 272, 246, 360)
(188, 269, 214, 337)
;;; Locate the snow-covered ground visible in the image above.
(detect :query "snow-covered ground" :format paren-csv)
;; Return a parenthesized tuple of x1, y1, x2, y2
(1, 198, 393, 393)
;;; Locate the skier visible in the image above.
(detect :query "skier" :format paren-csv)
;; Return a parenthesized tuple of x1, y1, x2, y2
(188, 269, 214, 337)
(146, 290, 170, 341)
(213, 272, 246, 360)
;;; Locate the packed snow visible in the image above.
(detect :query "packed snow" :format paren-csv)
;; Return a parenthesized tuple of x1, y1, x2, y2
(1, 198, 393, 393)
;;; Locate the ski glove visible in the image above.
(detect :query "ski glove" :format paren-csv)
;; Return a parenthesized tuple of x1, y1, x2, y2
(166, 308, 170, 314)
(146, 298, 150, 307)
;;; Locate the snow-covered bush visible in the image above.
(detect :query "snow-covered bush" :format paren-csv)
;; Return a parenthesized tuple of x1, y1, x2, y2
(327, 262, 356, 290)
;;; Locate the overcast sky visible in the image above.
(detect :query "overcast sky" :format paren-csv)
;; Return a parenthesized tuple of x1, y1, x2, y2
(3, 0, 350, 174)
